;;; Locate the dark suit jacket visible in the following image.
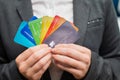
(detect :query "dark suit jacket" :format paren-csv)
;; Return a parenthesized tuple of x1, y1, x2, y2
(0, 0, 120, 80)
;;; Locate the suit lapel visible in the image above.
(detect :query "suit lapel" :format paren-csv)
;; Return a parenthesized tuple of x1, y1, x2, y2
(61, 0, 90, 80)
(15, 0, 33, 21)
(73, 0, 90, 45)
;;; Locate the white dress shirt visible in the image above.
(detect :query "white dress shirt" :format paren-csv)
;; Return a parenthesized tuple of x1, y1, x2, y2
(31, 0, 73, 80)
(31, 0, 73, 22)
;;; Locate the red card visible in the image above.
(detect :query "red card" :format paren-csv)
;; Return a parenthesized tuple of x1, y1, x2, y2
(44, 15, 66, 41)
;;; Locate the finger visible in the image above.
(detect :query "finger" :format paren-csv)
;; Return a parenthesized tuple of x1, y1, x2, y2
(31, 60, 51, 80)
(25, 47, 51, 67)
(56, 63, 83, 79)
(16, 44, 48, 62)
(52, 47, 90, 63)
(55, 44, 91, 54)
(53, 54, 86, 70)
(28, 53, 52, 75)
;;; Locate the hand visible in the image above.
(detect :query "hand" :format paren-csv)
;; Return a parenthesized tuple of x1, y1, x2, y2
(16, 44, 52, 80)
(52, 44, 91, 79)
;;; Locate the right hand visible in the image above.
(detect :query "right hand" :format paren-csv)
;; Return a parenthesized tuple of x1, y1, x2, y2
(15, 44, 52, 80)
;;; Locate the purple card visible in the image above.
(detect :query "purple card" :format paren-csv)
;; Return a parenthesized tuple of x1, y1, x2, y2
(43, 21, 80, 47)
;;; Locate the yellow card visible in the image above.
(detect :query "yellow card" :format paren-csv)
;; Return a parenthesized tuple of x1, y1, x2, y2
(40, 16, 53, 44)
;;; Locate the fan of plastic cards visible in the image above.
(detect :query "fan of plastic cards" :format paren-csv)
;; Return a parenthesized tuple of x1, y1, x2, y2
(14, 15, 80, 48)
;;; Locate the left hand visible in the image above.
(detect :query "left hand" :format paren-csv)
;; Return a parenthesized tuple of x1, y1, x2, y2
(51, 44, 91, 79)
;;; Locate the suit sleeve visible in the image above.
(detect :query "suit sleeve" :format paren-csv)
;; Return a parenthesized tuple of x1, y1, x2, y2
(83, 0, 120, 80)
(0, 1, 27, 79)
(0, 38, 26, 80)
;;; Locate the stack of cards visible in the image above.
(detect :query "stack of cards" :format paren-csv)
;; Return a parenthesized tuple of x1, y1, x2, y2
(14, 15, 80, 48)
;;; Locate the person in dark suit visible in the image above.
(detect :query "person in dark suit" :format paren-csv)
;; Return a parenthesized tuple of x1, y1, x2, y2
(0, 0, 120, 80)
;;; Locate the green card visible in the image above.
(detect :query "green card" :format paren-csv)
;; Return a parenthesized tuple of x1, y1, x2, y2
(28, 18, 42, 45)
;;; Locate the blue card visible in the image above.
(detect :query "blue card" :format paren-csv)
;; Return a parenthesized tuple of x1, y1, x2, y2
(14, 21, 35, 48)
(21, 24, 36, 45)
(29, 16, 38, 21)
(20, 16, 38, 45)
